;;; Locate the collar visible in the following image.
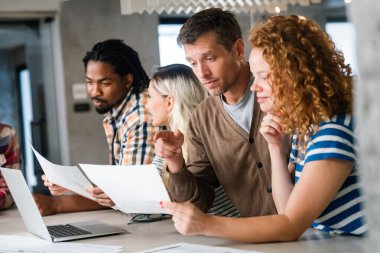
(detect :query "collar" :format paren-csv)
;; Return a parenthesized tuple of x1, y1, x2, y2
(103, 89, 133, 123)
(220, 72, 254, 105)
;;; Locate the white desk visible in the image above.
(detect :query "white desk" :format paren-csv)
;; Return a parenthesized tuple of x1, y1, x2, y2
(0, 207, 369, 253)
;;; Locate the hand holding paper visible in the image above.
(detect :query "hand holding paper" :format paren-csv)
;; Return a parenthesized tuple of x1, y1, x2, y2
(87, 186, 115, 207)
(31, 146, 95, 200)
(41, 174, 71, 195)
(79, 163, 171, 214)
(31, 144, 171, 214)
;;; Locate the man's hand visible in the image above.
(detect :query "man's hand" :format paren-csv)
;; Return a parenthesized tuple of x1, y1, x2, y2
(41, 175, 71, 196)
(87, 186, 115, 207)
(33, 193, 59, 216)
(155, 130, 185, 173)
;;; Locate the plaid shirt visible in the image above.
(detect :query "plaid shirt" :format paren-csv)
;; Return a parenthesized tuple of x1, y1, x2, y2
(103, 89, 157, 165)
(0, 124, 21, 209)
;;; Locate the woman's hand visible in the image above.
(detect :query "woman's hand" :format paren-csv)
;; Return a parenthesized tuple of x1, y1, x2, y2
(260, 113, 285, 147)
(162, 201, 209, 235)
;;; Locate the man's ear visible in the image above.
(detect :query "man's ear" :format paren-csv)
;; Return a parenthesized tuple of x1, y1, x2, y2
(166, 95, 174, 113)
(123, 73, 134, 89)
(234, 39, 245, 60)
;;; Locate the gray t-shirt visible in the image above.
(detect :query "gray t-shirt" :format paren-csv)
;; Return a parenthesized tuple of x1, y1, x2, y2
(222, 87, 254, 133)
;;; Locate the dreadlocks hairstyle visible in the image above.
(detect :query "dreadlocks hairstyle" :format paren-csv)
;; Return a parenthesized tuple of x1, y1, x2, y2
(82, 39, 149, 94)
(249, 15, 353, 146)
(177, 8, 242, 51)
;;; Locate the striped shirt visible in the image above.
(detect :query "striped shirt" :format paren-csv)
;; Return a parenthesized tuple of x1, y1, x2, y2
(103, 89, 157, 165)
(290, 114, 367, 235)
(153, 156, 240, 217)
(0, 124, 21, 209)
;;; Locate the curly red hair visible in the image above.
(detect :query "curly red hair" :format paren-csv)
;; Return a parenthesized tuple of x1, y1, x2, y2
(249, 15, 353, 144)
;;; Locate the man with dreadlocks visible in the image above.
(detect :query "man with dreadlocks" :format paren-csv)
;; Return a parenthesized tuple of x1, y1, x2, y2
(33, 39, 158, 215)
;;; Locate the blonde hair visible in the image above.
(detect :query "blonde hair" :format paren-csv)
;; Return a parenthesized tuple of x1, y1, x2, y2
(151, 64, 208, 160)
(249, 15, 353, 147)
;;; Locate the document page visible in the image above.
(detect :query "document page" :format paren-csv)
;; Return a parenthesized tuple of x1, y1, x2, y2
(79, 163, 171, 214)
(31, 146, 95, 200)
(0, 235, 123, 253)
(134, 243, 262, 253)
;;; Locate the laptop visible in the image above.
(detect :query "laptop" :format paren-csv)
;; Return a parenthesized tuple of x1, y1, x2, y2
(0, 167, 126, 242)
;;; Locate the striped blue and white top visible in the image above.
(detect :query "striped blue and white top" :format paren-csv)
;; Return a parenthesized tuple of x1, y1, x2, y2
(153, 156, 240, 217)
(289, 114, 367, 235)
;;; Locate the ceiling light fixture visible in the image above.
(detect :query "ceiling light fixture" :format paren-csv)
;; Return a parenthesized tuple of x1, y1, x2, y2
(120, 0, 322, 15)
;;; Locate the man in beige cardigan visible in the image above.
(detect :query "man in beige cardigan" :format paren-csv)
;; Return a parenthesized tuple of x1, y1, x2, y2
(155, 8, 290, 217)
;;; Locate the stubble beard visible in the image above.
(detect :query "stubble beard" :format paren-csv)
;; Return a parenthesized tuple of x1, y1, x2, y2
(95, 105, 113, 114)
(207, 85, 229, 97)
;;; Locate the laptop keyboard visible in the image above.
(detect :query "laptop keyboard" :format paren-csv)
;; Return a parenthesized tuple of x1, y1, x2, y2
(47, 224, 92, 238)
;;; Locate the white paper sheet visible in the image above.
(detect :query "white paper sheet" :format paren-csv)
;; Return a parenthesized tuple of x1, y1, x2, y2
(79, 163, 171, 214)
(0, 235, 123, 253)
(134, 243, 262, 253)
(31, 146, 95, 200)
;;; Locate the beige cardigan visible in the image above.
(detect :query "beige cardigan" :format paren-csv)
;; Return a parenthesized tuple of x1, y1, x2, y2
(168, 95, 291, 217)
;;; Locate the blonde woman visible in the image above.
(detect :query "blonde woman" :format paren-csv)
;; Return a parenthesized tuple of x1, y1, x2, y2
(161, 16, 366, 242)
(147, 64, 239, 217)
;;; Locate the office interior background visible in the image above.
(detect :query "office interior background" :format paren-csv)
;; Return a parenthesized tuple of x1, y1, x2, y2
(0, 0, 378, 249)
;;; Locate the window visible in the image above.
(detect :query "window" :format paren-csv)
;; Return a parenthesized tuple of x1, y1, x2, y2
(326, 21, 357, 74)
(158, 19, 188, 66)
(18, 67, 36, 187)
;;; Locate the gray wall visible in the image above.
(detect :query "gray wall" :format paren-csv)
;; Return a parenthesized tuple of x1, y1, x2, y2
(59, 0, 160, 165)
(236, 14, 252, 59)
(350, 1, 380, 251)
